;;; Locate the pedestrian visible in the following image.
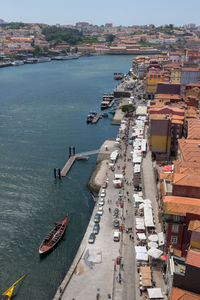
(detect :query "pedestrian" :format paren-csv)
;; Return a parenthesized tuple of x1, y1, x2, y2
(132, 236, 134, 241)
(114, 264, 116, 271)
(126, 209, 128, 214)
(129, 234, 132, 240)
(109, 207, 111, 213)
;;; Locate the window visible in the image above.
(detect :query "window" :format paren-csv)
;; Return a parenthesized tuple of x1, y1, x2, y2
(173, 215, 180, 222)
(172, 224, 179, 233)
(171, 236, 178, 244)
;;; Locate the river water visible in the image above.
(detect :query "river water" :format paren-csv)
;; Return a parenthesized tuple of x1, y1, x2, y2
(0, 55, 135, 299)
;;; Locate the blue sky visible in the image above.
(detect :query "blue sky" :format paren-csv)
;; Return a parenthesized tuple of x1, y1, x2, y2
(1, 0, 199, 26)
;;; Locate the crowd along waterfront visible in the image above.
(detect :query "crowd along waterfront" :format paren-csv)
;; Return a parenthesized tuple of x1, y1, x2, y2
(0, 55, 136, 300)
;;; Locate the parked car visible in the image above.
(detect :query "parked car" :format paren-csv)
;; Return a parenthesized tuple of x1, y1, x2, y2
(88, 233, 96, 244)
(113, 231, 120, 242)
(114, 219, 119, 229)
(99, 199, 105, 206)
(97, 207, 104, 216)
(102, 182, 107, 189)
(93, 223, 100, 235)
(94, 213, 100, 223)
(101, 191, 106, 198)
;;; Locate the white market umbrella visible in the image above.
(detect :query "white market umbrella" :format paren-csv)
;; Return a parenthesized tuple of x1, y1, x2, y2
(148, 242, 158, 248)
(147, 248, 163, 259)
(148, 234, 158, 242)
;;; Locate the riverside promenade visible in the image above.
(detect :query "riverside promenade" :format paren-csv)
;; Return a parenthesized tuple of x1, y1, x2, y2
(53, 79, 167, 300)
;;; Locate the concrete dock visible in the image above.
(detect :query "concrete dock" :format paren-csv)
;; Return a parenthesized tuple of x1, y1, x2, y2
(92, 113, 102, 124)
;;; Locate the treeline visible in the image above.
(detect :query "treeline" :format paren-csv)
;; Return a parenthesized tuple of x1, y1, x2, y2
(42, 26, 82, 45)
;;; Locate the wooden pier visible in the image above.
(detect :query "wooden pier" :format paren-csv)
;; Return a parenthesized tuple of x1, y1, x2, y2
(92, 113, 101, 124)
(60, 149, 99, 177)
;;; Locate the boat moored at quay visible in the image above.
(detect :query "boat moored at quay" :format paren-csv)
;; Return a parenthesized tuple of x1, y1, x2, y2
(113, 72, 124, 80)
(39, 216, 68, 255)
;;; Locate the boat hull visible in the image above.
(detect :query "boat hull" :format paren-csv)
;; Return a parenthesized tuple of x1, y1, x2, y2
(39, 216, 68, 255)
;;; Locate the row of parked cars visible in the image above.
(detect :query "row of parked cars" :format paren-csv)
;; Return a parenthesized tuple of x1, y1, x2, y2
(88, 181, 107, 244)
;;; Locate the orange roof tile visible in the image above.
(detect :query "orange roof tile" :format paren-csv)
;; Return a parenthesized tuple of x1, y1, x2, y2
(155, 94, 181, 100)
(173, 160, 200, 172)
(170, 287, 200, 300)
(159, 172, 173, 180)
(178, 139, 200, 162)
(186, 249, 200, 268)
(164, 196, 200, 216)
(188, 220, 200, 232)
(187, 119, 200, 139)
(182, 67, 200, 72)
(173, 173, 200, 187)
(172, 120, 183, 124)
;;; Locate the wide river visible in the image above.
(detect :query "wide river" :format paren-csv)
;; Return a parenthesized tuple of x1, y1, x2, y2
(0, 55, 135, 299)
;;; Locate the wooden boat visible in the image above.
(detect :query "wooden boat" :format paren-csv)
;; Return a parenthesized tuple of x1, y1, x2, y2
(39, 216, 68, 255)
(86, 115, 94, 123)
(1, 274, 26, 300)
(113, 72, 124, 80)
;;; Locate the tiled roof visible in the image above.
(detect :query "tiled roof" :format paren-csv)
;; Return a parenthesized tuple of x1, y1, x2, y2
(155, 94, 181, 100)
(186, 249, 200, 268)
(173, 173, 200, 187)
(187, 119, 200, 139)
(188, 220, 200, 232)
(164, 196, 200, 216)
(173, 160, 200, 172)
(159, 172, 173, 180)
(178, 139, 200, 162)
(182, 67, 200, 72)
(170, 287, 200, 300)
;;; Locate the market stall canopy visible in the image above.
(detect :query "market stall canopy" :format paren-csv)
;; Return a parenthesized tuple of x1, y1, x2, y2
(147, 248, 163, 259)
(144, 206, 155, 227)
(136, 252, 148, 261)
(133, 194, 143, 203)
(158, 232, 164, 246)
(148, 235, 158, 242)
(114, 174, 123, 179)
(147, 288, 163, 299)
(140, 266, 152, 287)
(135, 246, 147, 253)
(137, 233, 147, 240)
(148, 242, 158, 248)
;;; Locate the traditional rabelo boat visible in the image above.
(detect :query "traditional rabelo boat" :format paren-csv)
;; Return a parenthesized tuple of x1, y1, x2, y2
(0, 274, 26, 300)
(39, 216, 68, 255)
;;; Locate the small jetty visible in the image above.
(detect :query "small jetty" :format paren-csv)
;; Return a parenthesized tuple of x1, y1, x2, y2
(58, 147, 99, 177)
(91, 113, 101, 124)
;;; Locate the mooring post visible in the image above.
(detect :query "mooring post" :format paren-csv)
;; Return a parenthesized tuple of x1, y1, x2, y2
(69, 146, 72, 158)
(54, 168, 57, 179)
(58, 168, 61, 179)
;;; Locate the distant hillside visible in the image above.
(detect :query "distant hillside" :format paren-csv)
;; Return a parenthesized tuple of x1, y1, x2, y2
(42, 26, 82, 45)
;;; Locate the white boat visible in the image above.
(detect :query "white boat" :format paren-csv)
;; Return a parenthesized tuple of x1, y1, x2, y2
(53, 54, 79, 60)
(12, 60, 24, 66)
(37, 57, 51, 63)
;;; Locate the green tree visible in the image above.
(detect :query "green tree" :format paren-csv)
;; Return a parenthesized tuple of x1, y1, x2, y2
(34, 46, 43, 56)
(105, 34, 115, 43)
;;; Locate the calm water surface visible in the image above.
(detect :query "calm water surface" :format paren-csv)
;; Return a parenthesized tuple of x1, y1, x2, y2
(0, 55, 135, 299)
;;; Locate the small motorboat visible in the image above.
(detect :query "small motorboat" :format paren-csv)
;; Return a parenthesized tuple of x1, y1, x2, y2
(39, 216, 68, 255)
(86, 115, 94, 123)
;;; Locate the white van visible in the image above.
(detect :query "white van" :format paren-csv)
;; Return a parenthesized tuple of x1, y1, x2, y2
(113, 231, 120, 242)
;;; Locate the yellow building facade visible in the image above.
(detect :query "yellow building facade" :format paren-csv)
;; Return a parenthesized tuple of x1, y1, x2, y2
(170, 68, 181, 83)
